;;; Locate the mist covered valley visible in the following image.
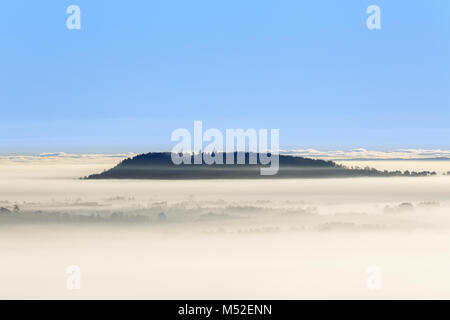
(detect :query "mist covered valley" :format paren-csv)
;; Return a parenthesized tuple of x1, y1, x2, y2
(0, 157, 450, 299)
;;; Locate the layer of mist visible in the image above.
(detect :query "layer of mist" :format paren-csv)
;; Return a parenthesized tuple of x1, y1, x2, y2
(0, 159, 449, 299)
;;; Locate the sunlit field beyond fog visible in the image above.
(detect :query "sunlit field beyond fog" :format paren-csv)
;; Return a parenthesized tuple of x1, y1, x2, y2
(0, 157, 450, 299)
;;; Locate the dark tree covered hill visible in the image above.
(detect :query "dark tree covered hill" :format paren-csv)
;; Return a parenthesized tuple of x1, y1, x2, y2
(84, 152, 436, 180)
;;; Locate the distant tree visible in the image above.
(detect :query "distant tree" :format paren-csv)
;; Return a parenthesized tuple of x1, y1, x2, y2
(157, 212, 167, 222)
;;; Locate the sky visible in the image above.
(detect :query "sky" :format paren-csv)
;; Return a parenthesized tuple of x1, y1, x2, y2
(0, 0, 449, 154)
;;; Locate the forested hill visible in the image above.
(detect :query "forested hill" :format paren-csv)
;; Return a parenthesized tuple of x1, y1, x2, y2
(84, 152, 436, 179)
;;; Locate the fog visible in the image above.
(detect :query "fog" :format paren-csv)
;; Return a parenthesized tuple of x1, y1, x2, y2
(0, 159, 450, 299)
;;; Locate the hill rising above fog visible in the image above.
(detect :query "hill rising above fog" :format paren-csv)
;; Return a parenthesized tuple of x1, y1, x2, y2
(84, 152, 437, 180)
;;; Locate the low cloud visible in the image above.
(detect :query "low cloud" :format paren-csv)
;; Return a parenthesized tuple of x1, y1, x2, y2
(1, 149, 450, 164)
(284, 148, 450, 160)
(0, 152, 135, 164)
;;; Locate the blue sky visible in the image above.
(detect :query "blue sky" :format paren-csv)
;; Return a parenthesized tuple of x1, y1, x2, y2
(0, 0, 449, 154)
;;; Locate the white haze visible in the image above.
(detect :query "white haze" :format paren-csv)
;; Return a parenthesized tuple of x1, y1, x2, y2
(0, 159, 450, 299)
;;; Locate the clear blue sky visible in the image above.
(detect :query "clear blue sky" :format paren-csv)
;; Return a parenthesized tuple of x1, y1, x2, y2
(0, 0, 449, 154)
